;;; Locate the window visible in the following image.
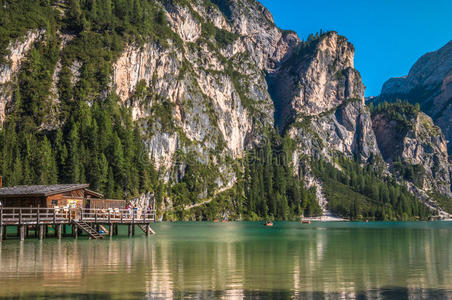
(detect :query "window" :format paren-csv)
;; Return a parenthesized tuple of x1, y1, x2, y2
(51, 200, 58, 206)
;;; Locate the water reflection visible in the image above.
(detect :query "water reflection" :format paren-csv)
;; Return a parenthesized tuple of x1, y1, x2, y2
(0, 222, 451, 299)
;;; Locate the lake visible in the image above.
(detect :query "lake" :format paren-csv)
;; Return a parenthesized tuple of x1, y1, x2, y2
(0, 222, 451, 299)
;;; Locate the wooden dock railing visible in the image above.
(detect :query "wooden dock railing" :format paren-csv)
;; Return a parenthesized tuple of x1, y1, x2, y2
(0, 207, 156, 226)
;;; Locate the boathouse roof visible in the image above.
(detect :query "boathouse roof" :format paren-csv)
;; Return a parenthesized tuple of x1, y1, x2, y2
(0, 184, 90, 197)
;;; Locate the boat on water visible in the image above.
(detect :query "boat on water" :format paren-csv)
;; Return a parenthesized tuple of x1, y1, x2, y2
(213, 219, 219, 223)
(301, 220, 311, 224)
(265, 221, 273, 227)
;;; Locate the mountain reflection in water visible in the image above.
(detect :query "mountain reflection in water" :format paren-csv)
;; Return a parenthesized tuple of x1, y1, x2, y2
(0, 222, 451, 299)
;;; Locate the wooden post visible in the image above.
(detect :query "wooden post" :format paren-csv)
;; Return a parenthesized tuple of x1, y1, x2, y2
(145, 224, 150, 237)
(109, 224, 113, 237)
(19, 225, 25, 241)
(128, 224, 133, 237)
(53, 209, 56, 224)
(0, 225, 3, 242)
(19, 209, 22, 225)
(38, 225, 44, 240)
(56, 224, 62, 239)
(72, 225, 78, 239)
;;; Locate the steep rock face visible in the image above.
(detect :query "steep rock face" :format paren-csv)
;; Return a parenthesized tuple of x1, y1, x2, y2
(219, 0, 299, 71)
(289, 100, 379, 163)
(268, 32, 364, 131)
(270, 32, 378, 164)
(372, 111, 451, 195)
(0, 30, 44, 124)
(112, 0, 285, 183)
(380, 40, 452, 153)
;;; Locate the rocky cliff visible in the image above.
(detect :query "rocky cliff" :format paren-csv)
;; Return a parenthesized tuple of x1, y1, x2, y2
(380, 40, 452, 153)
(110, 0, 295, 187)
(267, 32, 379, 165)
(0, 30, 44, 124)
(372, 103, 451, 196)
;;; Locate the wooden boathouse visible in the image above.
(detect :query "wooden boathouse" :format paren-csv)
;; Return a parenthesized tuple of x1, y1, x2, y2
(0, 184, 156, 241)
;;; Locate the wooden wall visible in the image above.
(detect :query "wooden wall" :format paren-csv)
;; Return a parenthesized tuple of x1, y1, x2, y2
(0, 197, 46, 207)
(45, 194, 82, 208)
(87, 199, 126, 209)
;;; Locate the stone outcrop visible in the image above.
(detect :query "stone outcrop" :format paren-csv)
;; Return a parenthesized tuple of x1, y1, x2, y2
(380, 40, 452, 153)
(268, 32, 364, 130)
(0, 30, 45, 124)
(267, 32, 379, 165)
(372, 110, 451, 195)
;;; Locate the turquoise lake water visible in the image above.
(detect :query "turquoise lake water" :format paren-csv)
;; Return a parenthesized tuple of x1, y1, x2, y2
(0, 222, 451, 299)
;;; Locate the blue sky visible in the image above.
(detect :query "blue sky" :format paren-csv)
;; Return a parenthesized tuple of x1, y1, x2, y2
(259, 0, 452, 96)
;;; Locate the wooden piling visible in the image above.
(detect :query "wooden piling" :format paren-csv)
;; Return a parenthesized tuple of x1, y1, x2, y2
(38, 225, 44, 240)
(109, 224, 113, 237)
(19, 225, 25, 241)
(56, 224, 62, 239)
(128, 224, 133, 237)
(72, 225, 78, 239)
(0, 225, 3, 242)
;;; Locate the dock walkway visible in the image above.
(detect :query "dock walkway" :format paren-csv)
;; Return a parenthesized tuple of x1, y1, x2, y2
(0, 207, 156, 241)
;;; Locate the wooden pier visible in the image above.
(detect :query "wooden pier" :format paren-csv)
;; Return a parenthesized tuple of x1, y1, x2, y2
(0, 207, 156, 241)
